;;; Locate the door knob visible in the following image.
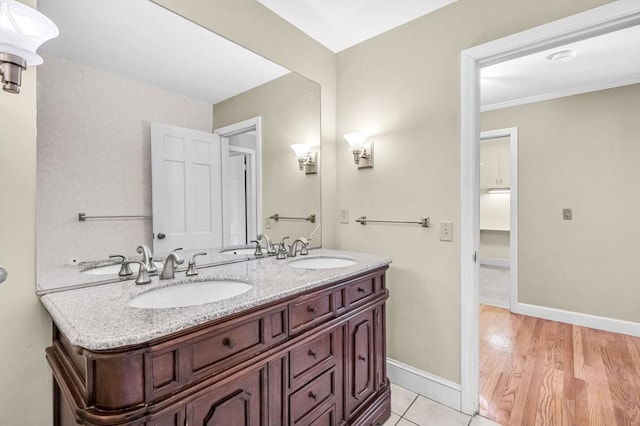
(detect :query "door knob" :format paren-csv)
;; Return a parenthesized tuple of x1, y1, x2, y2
(157, 233, 166, 240)
(0, 267, 7, 285)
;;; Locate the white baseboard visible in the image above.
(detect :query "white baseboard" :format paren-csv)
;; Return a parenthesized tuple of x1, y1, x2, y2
(386, 358, 461, 412)
(513, 302, 640, 337)
(478, 257, 510, 268)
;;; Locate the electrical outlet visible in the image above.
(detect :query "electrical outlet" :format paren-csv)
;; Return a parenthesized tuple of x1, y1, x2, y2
(440, 221, 453, 242)
(562, 209, 572, 220)
(339, 208, 349, 224)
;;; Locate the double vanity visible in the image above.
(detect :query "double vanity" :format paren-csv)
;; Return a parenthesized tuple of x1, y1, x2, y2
(40, 249, 392, 426)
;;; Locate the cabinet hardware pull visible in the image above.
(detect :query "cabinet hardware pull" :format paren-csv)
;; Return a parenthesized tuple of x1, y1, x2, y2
(223, 337, 236, 349)
(308, 349, 317, 358)
(357, 287, 366, 293)
(307, 306, 317, 313)
(358, 355, 366, 361)
(308, 391, 318, 401)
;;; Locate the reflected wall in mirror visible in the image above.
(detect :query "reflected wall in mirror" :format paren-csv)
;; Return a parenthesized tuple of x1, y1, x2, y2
(36, 0, 321, 292)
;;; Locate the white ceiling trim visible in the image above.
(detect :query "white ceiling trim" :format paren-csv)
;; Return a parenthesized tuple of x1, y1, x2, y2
(481, 75, 640, 112)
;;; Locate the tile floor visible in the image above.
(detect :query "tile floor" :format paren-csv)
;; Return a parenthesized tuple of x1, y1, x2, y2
(384, 382, 502, 426)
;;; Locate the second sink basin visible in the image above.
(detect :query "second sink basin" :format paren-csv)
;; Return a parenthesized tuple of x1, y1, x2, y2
(128, 280, 252, 309)
(289, 257, 356, 270)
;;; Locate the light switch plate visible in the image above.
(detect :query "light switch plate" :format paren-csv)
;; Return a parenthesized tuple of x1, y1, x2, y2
(339, 208, 349, 224)
(440, 221, 453, 242)
(265, 217, 271, 229)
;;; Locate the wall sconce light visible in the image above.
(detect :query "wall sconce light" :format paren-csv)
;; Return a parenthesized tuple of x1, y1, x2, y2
(0, 0, 59, 94)
(344, 132, 373, 169)
(290, 144, 317, 174)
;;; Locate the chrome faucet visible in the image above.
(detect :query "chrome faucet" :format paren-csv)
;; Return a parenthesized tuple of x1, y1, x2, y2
(109, 254, 133, 276)
(160, 251, 184, 280)
(250, 240, 264, 256)
(136, 245, 158, 274)
(276, 237, 290, 260)
(124, 260, 151, 285)
(288, 237, 309, 257)
(257, 233, 276, 255)
(186, 252, 207, 276)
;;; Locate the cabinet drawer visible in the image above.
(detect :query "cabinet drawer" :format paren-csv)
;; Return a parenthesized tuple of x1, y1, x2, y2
(290, 369, 336, 425)
(290, 332, 334, 384)
(290, 292, 333, 334)
(345, 277, 375, 306)
(305, 404, 336, 426)
(191, 317, 263, 373)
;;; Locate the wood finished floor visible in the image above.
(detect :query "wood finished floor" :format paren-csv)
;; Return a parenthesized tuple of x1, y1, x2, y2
(479, 304, 640, 426)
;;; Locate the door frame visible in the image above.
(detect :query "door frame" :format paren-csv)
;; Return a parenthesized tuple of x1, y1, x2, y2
(479, 127, 518, 311)
(460, 1, 640, 414)
(215, 117, 263, 245)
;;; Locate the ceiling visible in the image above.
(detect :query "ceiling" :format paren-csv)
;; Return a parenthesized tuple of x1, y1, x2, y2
(36, 1, 639, 109)
(257, 0, 456, 53)
(481, 25, 640, 110)
(38, 0, 290, 105)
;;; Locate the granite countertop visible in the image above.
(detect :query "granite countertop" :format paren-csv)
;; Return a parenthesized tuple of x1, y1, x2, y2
(39, 249, 391, 351)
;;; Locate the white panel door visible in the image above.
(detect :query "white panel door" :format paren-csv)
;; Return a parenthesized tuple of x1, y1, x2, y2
(151, 122, 222, 253)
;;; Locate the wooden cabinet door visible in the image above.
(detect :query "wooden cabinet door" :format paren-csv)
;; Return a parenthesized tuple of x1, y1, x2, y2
(347, 308, 375, 415)
(187, 369, 262, 426)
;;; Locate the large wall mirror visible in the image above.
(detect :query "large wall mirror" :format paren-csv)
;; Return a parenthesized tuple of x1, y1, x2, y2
(36, 0, 321, 293)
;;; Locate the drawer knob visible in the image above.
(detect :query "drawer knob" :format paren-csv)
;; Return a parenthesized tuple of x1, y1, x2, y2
(308, 391, 318, 401)
(223, 337, 236, 349)
(308, 349, 317, 358)
(358, 355, 366, 361)
(307, 306, 317, 314)
(357, 287, 366, 293)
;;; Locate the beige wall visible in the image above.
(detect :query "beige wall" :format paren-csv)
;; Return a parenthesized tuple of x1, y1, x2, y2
(335, 0, 610, 382)
(482, 85, 640, 323)
(480, 230, 510, 260)
(213, 73, 322, 244)
(37, 54, 213, 271)
(0, 4, 52, 426)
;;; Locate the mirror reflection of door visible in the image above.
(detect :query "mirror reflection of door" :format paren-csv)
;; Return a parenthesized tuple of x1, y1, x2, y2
(226, 152, 248, 245)
(151, 122, 223, 253)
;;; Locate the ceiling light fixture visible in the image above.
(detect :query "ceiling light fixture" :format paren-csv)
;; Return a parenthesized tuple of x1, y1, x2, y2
(546, 49, 576, 63)
(0, 0, 59, 94)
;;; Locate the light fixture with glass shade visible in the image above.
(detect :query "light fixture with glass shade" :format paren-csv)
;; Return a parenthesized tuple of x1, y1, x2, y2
(344, 132, 373, 169)
(290, 144, 317, 174)
(0, 0, 59, 94)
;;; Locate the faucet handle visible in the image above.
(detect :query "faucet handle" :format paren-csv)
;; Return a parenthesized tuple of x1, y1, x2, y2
(186, 252, 207, 276)
(299, 237, 310, 256)
(124, 260, 151, 285)
(250, 240, 263, 257)
(109, 254, 133, 276)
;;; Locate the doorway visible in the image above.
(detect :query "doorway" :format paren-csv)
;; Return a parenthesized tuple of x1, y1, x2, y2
(460, 1, 640, 415)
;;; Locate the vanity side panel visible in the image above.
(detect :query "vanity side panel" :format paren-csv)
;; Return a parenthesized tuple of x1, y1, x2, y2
(91, 354, 145, 409)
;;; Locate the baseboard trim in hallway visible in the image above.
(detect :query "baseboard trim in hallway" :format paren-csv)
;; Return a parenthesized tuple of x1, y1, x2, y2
(387, 358, 462, 412)
(513, 302, 640, 338)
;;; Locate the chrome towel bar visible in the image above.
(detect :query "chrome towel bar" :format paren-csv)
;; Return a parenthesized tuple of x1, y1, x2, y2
(78, 213, 152, 222)
(355, 215, 429, 228)
(269, 213, 316, 223)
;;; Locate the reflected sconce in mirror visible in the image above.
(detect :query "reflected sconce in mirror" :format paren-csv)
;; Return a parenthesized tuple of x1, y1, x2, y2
(344, 132, 373, 169)
(290, 144, 317, 174)
(0, 0, 59, 94)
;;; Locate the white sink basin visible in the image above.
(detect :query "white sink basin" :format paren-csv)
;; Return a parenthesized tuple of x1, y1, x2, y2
(289, 257, 356, 270)
(82, 261, 163, 275)
(128, 280, 252, 309)
(220, 248, 257, 255)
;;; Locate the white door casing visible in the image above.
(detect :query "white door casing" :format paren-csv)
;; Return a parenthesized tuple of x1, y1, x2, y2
(226, 153, 247, 245)
(151, 122, 222, 253)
